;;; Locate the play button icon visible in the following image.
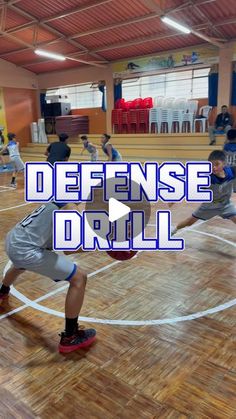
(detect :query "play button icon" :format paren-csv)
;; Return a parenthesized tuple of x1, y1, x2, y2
(85, 176, 151, 243)
(109, 198, 130, 222)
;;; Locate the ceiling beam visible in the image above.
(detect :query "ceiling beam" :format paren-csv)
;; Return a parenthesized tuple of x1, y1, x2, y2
(8, 3, 108, 64)
(1, 0, 213, 38)
(42, 0, 113, 23)
(189, 0, 227, 40)
(90, 31, 196, 53)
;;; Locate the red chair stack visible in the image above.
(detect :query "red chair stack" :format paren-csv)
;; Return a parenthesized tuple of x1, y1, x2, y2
(112, 97, 153, 133)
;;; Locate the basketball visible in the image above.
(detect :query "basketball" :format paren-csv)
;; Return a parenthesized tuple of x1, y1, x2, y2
(106, 250, 138, 261)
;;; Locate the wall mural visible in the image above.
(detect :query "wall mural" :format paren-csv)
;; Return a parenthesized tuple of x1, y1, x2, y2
(112, 45, 219, 78)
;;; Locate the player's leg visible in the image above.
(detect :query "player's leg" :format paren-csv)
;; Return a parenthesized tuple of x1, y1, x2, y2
(0, 260, 23, 300)
(25, 249, 96, 353)
(59, 267, 96, 353)
(10, 168, 17, 187)
(208, 126, 216, 145)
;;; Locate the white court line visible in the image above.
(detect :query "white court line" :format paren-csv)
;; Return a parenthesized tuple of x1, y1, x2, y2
(0, 202, 32, 213)
(0, 259, 121, 321)
(0, 189, 15, 193)
(0, 186, 13, 190)
(2, 224, 235, 326)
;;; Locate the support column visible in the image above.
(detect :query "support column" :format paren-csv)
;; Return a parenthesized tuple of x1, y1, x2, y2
(105, 64, 114, 134)
(217, 42, 234, 111)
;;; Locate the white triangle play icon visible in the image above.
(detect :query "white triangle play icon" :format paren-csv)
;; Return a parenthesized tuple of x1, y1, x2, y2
(109, 198, 131, 222)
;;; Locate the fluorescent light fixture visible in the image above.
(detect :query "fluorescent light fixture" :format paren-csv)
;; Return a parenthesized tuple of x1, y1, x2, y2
(161, 16, 191, 34)
(35, 49, 66, 61)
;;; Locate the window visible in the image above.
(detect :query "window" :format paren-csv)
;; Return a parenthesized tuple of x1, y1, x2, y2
(122, 68, 210, 100)
(46, 83, 102, 109)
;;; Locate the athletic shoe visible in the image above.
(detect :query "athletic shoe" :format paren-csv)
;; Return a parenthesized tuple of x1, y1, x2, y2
(3, 166, 7, 170)
(10, 182, 17, 188)
(58, 326, 96, 353)
(0, 286, 10, 301)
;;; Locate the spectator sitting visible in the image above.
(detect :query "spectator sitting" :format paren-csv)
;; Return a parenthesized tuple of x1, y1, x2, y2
(208, 105, 233, 145)
(224, 129, 236, 153)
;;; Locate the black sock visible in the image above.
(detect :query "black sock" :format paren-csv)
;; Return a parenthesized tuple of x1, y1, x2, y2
(0, 284, 10, 294)
(65, 317, 78, 336)
(11, 176, 16, 184)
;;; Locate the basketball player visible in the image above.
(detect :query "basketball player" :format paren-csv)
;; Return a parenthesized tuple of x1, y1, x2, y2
(0, 130, 7, 169)
(0, 202, 96, 353)
(81, 135, 98, 161)
(0, 133, 24, 187)
(171, 150, 236, 234)
(45, 133, 71, 165)
(101, 134, 122, 161)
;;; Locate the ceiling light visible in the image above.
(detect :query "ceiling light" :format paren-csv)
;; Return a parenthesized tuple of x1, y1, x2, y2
(35, 49, 66, 61)
(161, 16, 191, 34)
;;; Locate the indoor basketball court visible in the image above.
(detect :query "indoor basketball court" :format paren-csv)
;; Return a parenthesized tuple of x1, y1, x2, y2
(0, 0, 236, 417)
(0, 168, 235, 418)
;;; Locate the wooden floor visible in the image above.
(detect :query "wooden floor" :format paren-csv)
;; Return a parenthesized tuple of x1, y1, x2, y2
(0, 170, 236, 418)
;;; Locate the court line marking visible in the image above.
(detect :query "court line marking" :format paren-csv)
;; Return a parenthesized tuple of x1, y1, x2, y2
(0, 260, 121, 321)
(0, 189, 15, 193)
(3, 224, 235, 326)
(0, 202, 32, 212)
(0, 186, 13, 190)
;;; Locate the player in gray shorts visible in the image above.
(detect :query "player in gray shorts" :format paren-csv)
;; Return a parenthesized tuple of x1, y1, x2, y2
(0, 201, 96, 353)
(0, 133, 24, 188)
(171, 150, 236, 234)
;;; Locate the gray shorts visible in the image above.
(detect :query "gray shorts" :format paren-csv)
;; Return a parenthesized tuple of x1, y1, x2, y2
(5, 237, 76, 282)
(10, 156, 24, 172)
(91, 151, 98, 161)
(193, 202, 236, 220)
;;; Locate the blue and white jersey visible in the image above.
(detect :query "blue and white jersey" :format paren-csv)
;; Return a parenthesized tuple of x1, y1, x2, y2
(102, 142, 122, 161)
(202, 166, 236, 209)
(7, 140, 20, 157)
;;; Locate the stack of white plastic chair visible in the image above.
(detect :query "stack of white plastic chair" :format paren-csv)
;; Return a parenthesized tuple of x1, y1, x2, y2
(193, 105, 212, 133)
(159, 108, 172, 133)
(171, 110, 184, 133)
(162, 97, 175, 109)
(181, 100, 198, 133)
(38, 119, 48, 143)
(154, 96, 165, 107)
(149, 108, 160, 133)
(31, 122, 39, 143)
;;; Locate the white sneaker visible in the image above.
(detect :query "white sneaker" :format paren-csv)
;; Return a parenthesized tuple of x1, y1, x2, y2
(171, 225, 177, 235)
(3, 259, 13, 279)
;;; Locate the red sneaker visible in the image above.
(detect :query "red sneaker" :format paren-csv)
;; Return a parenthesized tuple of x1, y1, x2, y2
(58, 327, 96, 353)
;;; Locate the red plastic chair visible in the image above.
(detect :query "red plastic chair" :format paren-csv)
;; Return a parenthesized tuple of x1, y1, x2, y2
(142, 97, 153, 109)
(128, 110, 139, 133)
(112, 109, 122, 133)
(121, 111, 129, 133)
(124, 101, 133, 111)
(138, 109, 149, 133)
(132, 98, 143, 109)
(115, 98, 126, 109)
